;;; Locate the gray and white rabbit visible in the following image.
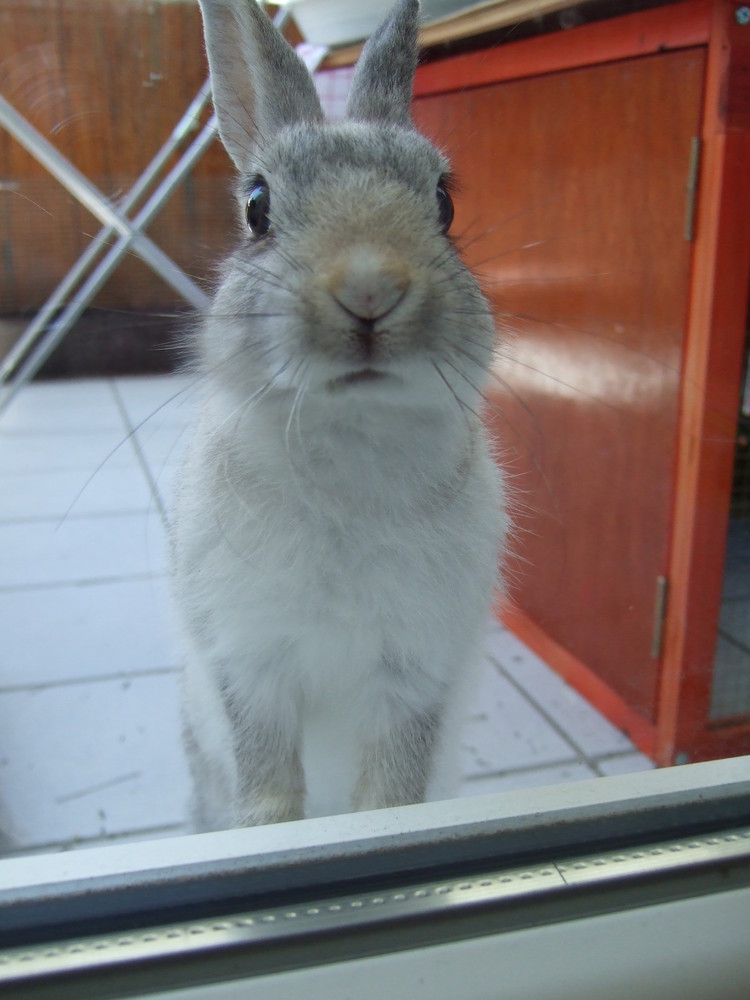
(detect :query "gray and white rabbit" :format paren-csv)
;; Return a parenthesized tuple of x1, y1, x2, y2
(172, 0, 508, 829)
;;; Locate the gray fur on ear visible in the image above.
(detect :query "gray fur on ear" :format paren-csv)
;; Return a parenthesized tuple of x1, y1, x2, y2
(345, 0, 420, 128)
(198, 0, 323, 171)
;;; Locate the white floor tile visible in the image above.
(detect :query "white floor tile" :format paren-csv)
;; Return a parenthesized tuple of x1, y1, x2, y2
(486, 628, 633, 757)
(457, 761, 596, 797)
(0, 464, 155, 521)
(0, 512, 167, 588)
(0, 673, 190, 849)
(595, 752, 656, 776)
(0, 428, 137, 474)
(113, 375, 196, 429)
(0, 379, 123, 433)
(0, 577, 178, 688)
(483, 621, 524, 659)
(461, 661, 575, 776)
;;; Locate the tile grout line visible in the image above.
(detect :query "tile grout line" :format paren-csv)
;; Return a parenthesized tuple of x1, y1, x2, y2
(2, 823, 191, 859)
(0, 508, 167, 527)
(717, 628, 750, 656)
(108, 373, 199, 520)
(461, 755, 586, 785)
(592, 748, 654, 765)
(485, 651, 607, 777)
(0, 508, 157, 526)
(0, 665, 181, 696)
(108, 379, 169, 528)
(0, 571, 167, 595)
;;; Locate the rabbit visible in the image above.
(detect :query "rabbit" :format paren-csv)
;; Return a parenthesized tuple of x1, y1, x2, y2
(171, 0, 508, 830)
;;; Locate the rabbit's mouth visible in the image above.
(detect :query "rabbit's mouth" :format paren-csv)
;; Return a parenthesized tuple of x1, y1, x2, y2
(326, 368, 390, 391)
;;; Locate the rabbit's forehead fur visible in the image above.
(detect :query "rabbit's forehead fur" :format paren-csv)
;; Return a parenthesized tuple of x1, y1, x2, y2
(238, 122, 449, 205)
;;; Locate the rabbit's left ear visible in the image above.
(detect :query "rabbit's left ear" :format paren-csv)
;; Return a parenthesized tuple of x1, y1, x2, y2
(199, 0, 324, 172)
(346, 0, 420, 128)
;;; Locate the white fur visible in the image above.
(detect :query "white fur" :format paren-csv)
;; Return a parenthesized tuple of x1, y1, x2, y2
(172, 0, 507, 829)
(174, 374, 504, 824)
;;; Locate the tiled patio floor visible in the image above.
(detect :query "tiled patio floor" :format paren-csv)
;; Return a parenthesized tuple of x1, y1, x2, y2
(0, 376, 653, 856)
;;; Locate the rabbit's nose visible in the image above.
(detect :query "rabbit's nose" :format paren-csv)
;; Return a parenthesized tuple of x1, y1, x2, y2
(328, 246, 410, 322)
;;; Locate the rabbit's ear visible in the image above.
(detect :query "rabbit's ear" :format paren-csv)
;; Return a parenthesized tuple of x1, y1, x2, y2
(345, 0, 420, 128)
(198, 0, 324, 171)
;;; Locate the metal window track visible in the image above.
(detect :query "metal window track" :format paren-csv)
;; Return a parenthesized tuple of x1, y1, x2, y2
(2, 823, 750, 1000)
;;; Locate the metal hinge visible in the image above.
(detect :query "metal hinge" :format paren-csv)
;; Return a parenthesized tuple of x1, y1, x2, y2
(684, 136, 701, 241)
(651, 575, 669, 659)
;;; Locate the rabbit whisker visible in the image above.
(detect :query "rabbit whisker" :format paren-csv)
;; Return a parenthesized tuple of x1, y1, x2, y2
(233, 261, 293, 297)
(451, 341, 492, 377)
(273, 242, 314, 278)
(56, 372, 207, 528)
(213, 357, 299, 526)
(439, 354, 486, 411)
(439, 344, 560, 518)
(430, 359, 478, 433)
(283, 364, 309, 459)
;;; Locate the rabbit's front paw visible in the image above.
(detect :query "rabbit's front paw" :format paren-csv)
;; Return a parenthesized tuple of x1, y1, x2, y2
(234, 789, 305, 827)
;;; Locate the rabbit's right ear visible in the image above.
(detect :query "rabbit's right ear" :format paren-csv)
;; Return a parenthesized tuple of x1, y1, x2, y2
(346, 0, 420, 127)
(198, 0, 324, 172)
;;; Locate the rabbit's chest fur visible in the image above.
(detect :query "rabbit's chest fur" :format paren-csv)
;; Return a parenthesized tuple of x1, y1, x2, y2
(175, 391, 500, 696)
(173, 388, 503, 821)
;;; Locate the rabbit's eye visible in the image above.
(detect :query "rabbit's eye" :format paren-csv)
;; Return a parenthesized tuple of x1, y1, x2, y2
(436, 181, 454, 234)
(246, 179, 271, 236)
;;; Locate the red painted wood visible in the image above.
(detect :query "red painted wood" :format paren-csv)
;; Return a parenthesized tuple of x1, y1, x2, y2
(414, 0, 711, 98)
(414, 47, 704, 726)
(415, 0, 750, 766)
(656, 0, 750, 765)
(682, 724, 750, 761)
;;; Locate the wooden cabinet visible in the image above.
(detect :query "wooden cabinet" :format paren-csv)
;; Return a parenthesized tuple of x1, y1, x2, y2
(413, 0, 750, 764)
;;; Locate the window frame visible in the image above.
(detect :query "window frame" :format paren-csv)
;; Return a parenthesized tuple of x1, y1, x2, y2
(1, 757, 749, 997)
